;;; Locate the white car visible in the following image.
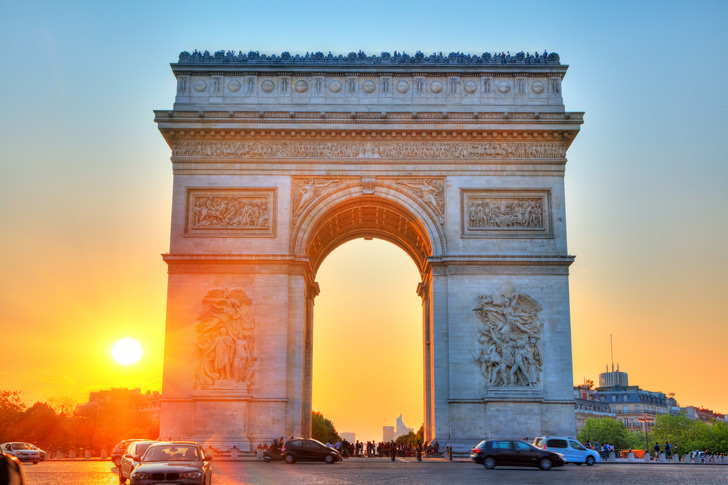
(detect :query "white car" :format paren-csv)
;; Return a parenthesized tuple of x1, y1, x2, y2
(532, 436, 599, 465)
(1, 442, 41, 464)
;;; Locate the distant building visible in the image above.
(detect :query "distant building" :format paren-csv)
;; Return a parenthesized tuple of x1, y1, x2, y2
(573, 385, 615, 435)
(77, 388, 161, 421)
(682, 406, 726, 423)
(395, 414, 414, 439)
(594, 368, 673, 433)
(382, 426, 394, 442)
(340, 432, 356, 444)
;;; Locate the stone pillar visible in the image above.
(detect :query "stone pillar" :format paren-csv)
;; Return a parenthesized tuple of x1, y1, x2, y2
(101, 449, 107, 460)
(659, 452, 666, 462)
(643, 452, 650, 462)
(69, 449, 75, 460)
(672, 454, 679, 463)
(56, 449, 63, 460)
(84, 449, 90, 459)
(627, 451, 635, 462)
(609, 451, 616, 461)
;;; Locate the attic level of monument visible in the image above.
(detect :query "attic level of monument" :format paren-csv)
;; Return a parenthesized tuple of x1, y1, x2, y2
(170, 50, 571, 114)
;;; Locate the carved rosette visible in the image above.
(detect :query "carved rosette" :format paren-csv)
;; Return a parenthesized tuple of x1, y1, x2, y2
(173, 141, 566, 160)
(185, 188, 276, 237)
(473, 282, 543, 389)
(194, 288, 258, 394)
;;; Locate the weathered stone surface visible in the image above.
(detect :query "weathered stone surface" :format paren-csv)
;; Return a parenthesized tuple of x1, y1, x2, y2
(155, 50, 583, 449)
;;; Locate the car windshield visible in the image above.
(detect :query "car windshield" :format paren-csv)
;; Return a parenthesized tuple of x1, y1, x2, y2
(135, 443, 154, 456)
(143, 445, 200, 462)
(13, 444, 32, 450)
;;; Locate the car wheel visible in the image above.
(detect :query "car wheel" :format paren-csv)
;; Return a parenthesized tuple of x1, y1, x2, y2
(539, 457, 553, 470)
(586, 456, 595, 466)
(325, 455, 334, 464)
(284, 454, 295, 464)
(483, 457, 496, 469)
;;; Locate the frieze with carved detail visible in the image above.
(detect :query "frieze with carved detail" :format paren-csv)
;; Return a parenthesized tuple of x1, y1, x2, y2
(461, 189, 552, 238)
(194, 288, 258, 393)
(185, 188, 276, 237)
(173, 141, 566, 160)
(473, 282, 543, 389)
(391, 178, 445, 224)
(290, 178, 346, 225)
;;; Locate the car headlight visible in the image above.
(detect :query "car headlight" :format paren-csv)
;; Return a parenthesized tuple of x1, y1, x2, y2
(131, 471, 152, 479)
(180, 471, 203, 479)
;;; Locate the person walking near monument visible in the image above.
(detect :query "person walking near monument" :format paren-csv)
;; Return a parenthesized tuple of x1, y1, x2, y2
(654, 442, 661, 460)
(416, 441, 423, 462)
(665, 441, 671, 459)
(390, 441, 397, 461)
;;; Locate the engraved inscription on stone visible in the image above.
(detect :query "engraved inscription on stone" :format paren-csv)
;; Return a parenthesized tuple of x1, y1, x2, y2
(185, 188, 276, 237)
(173, 141, 566, 160)
(461, 189, 552, 238)
(194, 288, 258, 393)
(474, 282, 543, 389)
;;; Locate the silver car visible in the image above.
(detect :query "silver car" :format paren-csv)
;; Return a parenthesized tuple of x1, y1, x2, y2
(119, 440, 157, 483)
(1, 443, 40, 464)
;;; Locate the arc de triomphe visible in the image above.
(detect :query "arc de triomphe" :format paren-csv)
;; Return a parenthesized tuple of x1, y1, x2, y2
(154, 50, 582, 449)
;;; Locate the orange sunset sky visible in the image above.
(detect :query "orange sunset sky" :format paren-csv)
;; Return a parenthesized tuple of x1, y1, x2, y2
(2, 2, 727, 443)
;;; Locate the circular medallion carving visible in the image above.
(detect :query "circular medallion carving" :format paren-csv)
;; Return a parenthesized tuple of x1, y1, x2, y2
(396, 80, 410, 94)
(328, 80, 342, 93)
(193, 79, 207, 92)
(497, 81, 511, 94)
(531, 81, 545, 94)
(464, 81, 477, 94)
(362, 80, 376, 94)
(227, 80, 241, 93)
(430, 81, 444, 94)
(261, 79, 275, 93)
(294, 80, 309, 93)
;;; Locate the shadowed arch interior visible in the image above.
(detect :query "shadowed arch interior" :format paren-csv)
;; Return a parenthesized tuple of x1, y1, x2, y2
(304, 196, 433, 277)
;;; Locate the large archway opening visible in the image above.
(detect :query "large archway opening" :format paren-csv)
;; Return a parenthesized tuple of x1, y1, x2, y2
(298, 193, 437, 443)
(312, 239, 423, 443)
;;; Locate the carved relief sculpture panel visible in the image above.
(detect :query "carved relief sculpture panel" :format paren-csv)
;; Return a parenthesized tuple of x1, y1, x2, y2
(461, 189, 552, 238)
(473, 282, 543, 390)
(194, 288, 258, 395)
(185, 188, 276, 237)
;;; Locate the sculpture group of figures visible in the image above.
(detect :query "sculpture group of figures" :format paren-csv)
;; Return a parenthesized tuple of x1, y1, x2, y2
(194, 289, 258, 390)
(192, 196, 269, 229)
(469, 199, 543, 229)
(474, 282, 544, 388)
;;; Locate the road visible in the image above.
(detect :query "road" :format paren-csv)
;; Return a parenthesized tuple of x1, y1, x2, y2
(23, 458, 728, 485)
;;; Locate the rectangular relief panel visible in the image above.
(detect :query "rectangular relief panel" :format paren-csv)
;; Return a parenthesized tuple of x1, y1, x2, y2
(461, 189, 552, 238)
(185, 187, 277, 237)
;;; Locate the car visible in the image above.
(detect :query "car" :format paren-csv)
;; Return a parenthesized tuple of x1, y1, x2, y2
(112, 439, 153, 467)
(1, 443, 40, 464)
(532, 436, 599, 465)
(0, 448, 27, 484)
(470, 439, 565, 470)
(281, 438, 342, 464)
(129, 441, 211, 485)
(118, 440, 157, 483)
(28, 444, 45, 461)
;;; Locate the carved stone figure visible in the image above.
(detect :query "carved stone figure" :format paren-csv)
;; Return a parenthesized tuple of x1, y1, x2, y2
(192, 196, 270, 230)
(292, 178, 340, 219)
(469, 198, 543, 229)
(396, 179, 445, 223)
(473, 282, 543, 388)
(194, 288, 258, 390)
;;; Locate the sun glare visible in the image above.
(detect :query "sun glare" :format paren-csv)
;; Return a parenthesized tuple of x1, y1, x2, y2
(111, 338, 143, 365)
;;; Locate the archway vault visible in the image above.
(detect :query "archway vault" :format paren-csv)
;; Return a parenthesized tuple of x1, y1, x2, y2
(303, 195, 433, 278)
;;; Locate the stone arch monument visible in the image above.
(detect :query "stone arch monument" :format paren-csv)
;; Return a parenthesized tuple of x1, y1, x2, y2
(155, 50, 583, 449)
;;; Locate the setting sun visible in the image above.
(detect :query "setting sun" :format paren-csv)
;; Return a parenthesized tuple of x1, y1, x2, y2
(111, 338, 143, 365)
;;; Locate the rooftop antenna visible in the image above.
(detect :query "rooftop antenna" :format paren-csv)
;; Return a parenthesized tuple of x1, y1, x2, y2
(610, 334, 614, 373)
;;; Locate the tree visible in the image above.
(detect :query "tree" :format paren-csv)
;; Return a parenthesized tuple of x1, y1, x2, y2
(311, 411, 340, 444)
(395, 425, 424, 446)
(0, 391, 26, 442)
(577, 417, 641, 450)
(651, 414, 728, 455)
